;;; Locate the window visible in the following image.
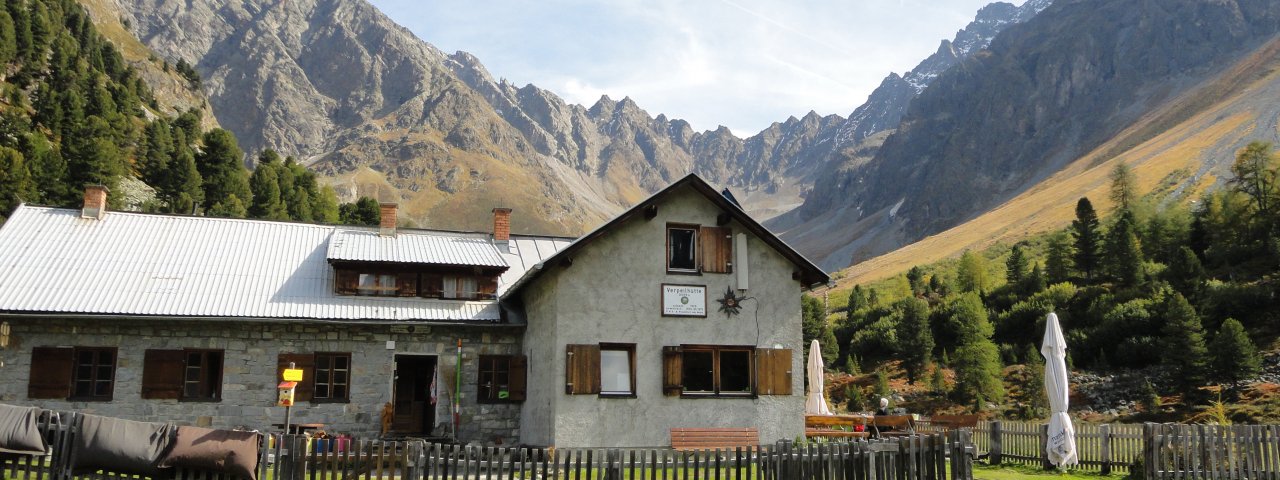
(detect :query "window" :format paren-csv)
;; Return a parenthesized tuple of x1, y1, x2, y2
(600, 344, 636, 397)
(477, 355, 526, 403)
(565, 344, 635, 397)
(335, 267, 499, 300)
(72, 348, 117, 401)
(667, 225, 698, 272)
(314, 353, 351, 402)
(27, 346, 116, 401)
(183, 350, 223, 400)
(663, 345, 790, 398)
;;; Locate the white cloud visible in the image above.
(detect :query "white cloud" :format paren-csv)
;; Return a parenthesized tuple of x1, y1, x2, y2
(372, 0, 1011, 136)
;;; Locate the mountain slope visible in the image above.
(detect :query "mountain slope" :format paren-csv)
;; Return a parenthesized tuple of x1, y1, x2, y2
(830, 23, 1280, 286)
(777, 0, 1280, 271)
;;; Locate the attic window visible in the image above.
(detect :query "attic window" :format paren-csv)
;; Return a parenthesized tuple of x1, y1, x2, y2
(667, 225, 698, 272)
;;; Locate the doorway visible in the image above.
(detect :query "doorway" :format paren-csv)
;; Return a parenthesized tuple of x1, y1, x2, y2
(391, 355, 437, 435)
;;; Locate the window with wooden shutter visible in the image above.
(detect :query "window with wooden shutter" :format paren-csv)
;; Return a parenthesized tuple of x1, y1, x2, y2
(277, 353, 317, 402)
(182, 350, 224, 401)
(508, 355, 527, 402)
(141, 349, 185, 399)
(564, 344, 600, 395)
(699, 226, 733, 273)
(755, 348, 793, 396)
(662, 346, 683, 396)
(28, 347, 73, 399)
(334, 269, 358, 295)
(71, 347, 117, 401)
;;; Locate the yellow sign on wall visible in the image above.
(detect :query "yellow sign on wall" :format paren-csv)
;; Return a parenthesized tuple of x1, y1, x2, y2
(282, 368, 304, 382)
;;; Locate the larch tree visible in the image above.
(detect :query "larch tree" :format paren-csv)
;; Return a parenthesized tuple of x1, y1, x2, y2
(948, 292, 1004, 407)
(1109, 162, 1138, 214)
(956, 250, 989, 293)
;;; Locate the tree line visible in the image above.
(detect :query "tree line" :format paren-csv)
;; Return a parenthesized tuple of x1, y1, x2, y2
(0, 0, 381, 226)
(808, 143, 1277, 417)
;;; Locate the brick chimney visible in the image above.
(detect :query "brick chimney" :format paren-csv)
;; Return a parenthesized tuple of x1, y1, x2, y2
(379, 203, 397, 236)
(492, 208, 512, 242)
(81, 185, 109, 220)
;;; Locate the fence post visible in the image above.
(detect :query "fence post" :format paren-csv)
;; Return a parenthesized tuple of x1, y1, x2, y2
(1100, 423, 1111, 475)
(1040, 423, 1052, 470)
(1142, 423, 1155, 480)
(989, 420, 1002, 466)
(404, 441, 422, 480)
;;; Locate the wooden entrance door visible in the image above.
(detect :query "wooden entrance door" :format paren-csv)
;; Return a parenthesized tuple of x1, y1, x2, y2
(391, 355, 436, 435)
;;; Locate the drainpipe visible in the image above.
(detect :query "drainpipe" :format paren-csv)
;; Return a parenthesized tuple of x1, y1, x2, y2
(454, 339, 462, 441)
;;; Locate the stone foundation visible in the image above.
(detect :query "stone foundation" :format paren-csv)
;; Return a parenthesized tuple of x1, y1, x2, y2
(0, 317, 521, 444)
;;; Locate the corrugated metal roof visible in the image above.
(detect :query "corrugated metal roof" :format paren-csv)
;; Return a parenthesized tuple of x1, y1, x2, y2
(0, 206, 569, 322)
(327, 229, 508, 268)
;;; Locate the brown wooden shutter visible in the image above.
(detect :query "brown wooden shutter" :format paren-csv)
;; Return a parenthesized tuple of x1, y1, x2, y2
(277, 353, 316, 402)
(662, 346, 683, 396)
(508, 355, 527, 402)
(699, 226, 732, 273)
(397, 273, 418, 297)
(28, 347, 73, 399)
(565, 344, 600, 395)
(334, 269, 358, 295)
(755, 348, 793, 395)
(141, 349, 186, 399)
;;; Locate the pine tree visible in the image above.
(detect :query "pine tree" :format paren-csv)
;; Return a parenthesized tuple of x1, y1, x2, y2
(1161, 293, 1208, 403)
(1006, 245, 1028, 286)
(1141, 380, 1161, 414)
(848, 285, 868, 313)
(196, 128, 251, 209)
(874, 369, 891, 401)
(1210, 318, 1261, 393)
(906, 266, 926, 296)
(163, 147, 202, 214)
(846, 385, 866, 412)
(949, 292, 1004, 406)
(802, 295, 838, 365)
(0, 147, 36, 217)
(1024, 264, 1047, 294)
(956, 250, 989, 293)
(0, 10, 17, 65)
(20, 132, 68, 205)
(1109, 162, 1137, 214)
(894, 297, 934, 383)
(1165, 246, 1205, 296)
(930, 364, 948, 395)
(1104, 211, 1144, 286)
(207, 193, 247, 218)
(248, 161, 287, 220)
(1072, 197, 1102, 282)
(339, 196, 381, 225)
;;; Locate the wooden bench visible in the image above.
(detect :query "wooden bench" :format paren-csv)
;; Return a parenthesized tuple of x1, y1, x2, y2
(670, 428, 759, 451)
(805, 415, 870, 439)
(927, 414, 979, 431)
(869, 415, 916, 437)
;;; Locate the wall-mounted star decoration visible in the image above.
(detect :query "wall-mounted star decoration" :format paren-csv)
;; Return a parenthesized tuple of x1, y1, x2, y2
(717, 286, 746, 316)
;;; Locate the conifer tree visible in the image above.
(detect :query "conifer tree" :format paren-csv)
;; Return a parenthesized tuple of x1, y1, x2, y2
(20, 132, 68, 205)
(906, 266, 926, 296)
(1109, 162, 1137, 214)
(956, 250, 989, 293)
(848, 285, 868, 313)
(1006, 245, 1028, 286)
(1021, 344, 1047, 418)
(313, 185, 340, 223)
(339, 196, 381, 225)
(1104, 211, 1144, 286)
(1072, 197, 1102, 281)
(894, 297, 933, 383)
(949, 292, 1004, 406)
(0, 147, 35, 217)
(1165, 246, 1205, 296)
(846, 385, 866, 412)
(1141, 380, 1161, 413)
(874, 369, 891, 401)
(1210, 318, 1261, 393)
(1024, 263, 1047, 294)
(0, 10, 17, 65)
(930, 364, 948, 395)
(197, 128, 251, 209)
(207, 193, 247, 218)
(248, 153, 287, 220)
(163, 147, 202, 214)
(1160, 293, 1208, 403)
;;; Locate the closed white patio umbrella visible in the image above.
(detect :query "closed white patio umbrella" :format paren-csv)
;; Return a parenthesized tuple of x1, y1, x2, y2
(1043, 312, 1077, 467)
(805, 339, 832, 415)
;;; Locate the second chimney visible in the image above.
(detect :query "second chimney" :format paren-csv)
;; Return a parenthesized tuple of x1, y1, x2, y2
(492, 208, 512, 242)
(379, 203, 398, 236)
(81, 185, 109, 220)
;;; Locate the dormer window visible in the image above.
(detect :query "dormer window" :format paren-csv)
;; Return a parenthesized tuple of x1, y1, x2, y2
(358, 273, 398, 297)
(335, 266, 498, 300)
(667, 225, 698, 272)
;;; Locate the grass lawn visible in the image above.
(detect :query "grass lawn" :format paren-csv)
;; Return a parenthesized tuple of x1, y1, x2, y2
(975, 464, 1128, 480)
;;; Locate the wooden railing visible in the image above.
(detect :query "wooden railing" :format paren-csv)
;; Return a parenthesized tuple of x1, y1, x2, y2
(2, 409, 979, 480)
(1142, 423, 1280, 480)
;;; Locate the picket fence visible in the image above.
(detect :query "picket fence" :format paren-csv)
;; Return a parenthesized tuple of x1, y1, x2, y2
(1142, 423, 1280, 480)
(2, 409, 978, 480)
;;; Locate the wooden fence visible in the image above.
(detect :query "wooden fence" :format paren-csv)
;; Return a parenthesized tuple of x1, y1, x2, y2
(3, 409, 978, 480)
(958, 420, 1143, 474)
(1143, 423, 1280, 480)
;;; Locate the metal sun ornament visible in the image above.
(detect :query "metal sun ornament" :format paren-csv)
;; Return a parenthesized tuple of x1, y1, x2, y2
(716, 286, 746, 316)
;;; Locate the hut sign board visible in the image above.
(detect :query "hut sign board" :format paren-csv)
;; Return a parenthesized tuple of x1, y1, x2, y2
(662, 284, 707, 317)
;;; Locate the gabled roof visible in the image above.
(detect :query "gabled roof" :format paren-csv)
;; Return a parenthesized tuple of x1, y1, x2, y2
(501, 173, 829, 300)
(0, 206, 566, 322)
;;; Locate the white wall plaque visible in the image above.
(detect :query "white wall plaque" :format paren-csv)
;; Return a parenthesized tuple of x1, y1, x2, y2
(662, 284, 707, 317)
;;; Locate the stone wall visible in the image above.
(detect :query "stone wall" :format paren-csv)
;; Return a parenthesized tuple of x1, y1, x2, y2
(0, 317, 521, 443)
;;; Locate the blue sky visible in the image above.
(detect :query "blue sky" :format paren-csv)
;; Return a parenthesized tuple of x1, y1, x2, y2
(368, 0, 1007, 136)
